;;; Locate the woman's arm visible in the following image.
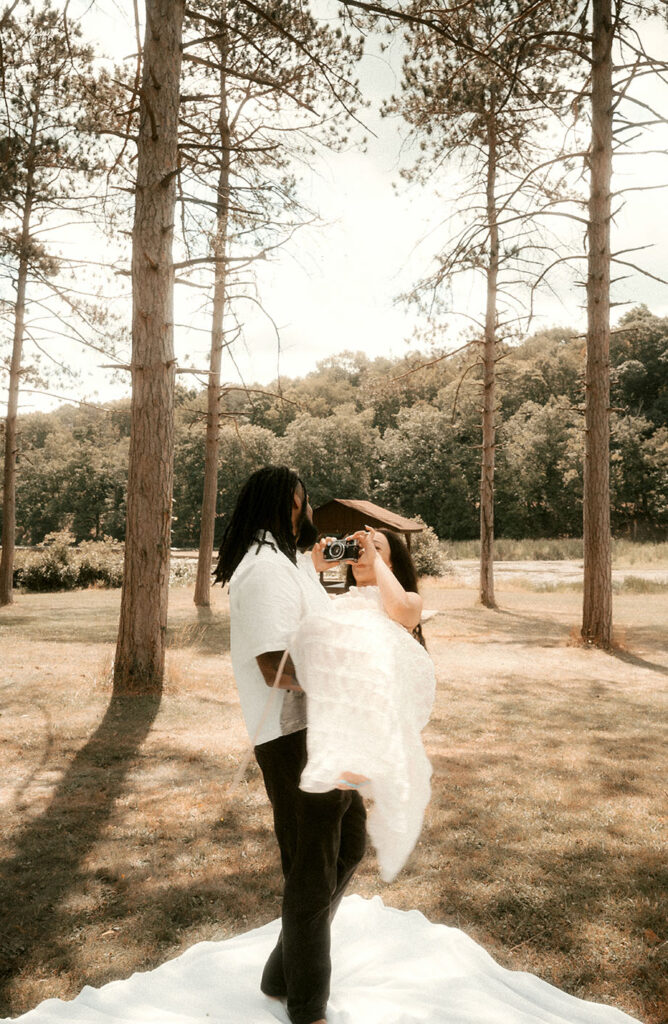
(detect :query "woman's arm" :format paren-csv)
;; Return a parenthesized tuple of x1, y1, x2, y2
(374, 555, 423, 630)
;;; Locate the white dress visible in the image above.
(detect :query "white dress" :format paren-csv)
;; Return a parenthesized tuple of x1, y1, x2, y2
(4, 896, 641, 1023)
(289, 585, 436, 882)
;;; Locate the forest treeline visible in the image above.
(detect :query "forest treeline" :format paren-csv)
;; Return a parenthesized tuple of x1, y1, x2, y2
(6, 305, 666, 548)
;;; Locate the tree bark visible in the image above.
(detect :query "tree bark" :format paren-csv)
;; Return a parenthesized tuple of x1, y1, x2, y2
(582, 0, 613, 647)
(0, 256, 29, 608)
(113, 0, 185, 693)
(194, 9, 231, 608)
(0, 108, 37, 607)
(480, 109, 498, 609)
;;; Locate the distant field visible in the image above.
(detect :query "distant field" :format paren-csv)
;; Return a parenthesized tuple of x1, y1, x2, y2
(445, 538, 668, 563)
(0, 580, 666, 1023)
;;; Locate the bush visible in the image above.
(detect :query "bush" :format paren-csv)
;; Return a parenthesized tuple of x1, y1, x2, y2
(76, 538, 124, 588)
(14, 532, 124, 591)
(169, 558, 197, 587)
(410, 518, 451, 577)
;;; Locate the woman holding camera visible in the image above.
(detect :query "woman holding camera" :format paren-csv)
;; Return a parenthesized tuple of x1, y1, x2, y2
(344, 526, 426, 644)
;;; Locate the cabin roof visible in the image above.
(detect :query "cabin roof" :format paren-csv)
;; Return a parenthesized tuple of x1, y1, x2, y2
(313, 498, 424, 533)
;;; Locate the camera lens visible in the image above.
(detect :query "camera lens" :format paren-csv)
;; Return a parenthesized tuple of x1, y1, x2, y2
(327, 539, 345, 560)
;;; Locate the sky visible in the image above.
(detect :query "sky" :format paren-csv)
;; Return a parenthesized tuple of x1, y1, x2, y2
(7, 1, 668, 413)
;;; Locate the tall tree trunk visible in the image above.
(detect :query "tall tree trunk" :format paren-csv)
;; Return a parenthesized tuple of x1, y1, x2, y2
(194, 15, 231, 608)
(0, 109, 37, 607)
(582, 0, 613, 647)
(113, 0, 185, 694)
(0, 255, 29, 607)
(480, 111, 498, 609)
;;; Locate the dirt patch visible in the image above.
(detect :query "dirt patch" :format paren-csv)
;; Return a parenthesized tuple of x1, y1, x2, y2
(0, 582, 666, 1022)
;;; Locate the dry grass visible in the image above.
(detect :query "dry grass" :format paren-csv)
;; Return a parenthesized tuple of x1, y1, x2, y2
(1, 582, 666, 1022)
(446, 538, 668, 565)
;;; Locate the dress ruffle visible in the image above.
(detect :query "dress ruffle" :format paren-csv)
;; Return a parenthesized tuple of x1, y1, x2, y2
(290, 586, 436, 881)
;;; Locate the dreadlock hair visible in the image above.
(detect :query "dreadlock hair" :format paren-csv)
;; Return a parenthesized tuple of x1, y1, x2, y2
(213, 465, 305, 586)
(346, 528, 426, 648)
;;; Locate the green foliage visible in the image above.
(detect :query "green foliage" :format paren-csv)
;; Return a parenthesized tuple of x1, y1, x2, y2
(496, 396, 582, 537)
(75, 539, 124, 589)
(498, 330, 585, 419)
(377, 403, 478, 539)
(278, 408, 379, 508)
(408, 517, 451, 577)
(214, 424, 281, 542)
(6, 309, 668, 549)
(611, 306, 668, 429)
(172, 419, 279, 547)
(14, 531, 123, 592)
(12, 405, 129, 544)
(610, 417, 668, 533)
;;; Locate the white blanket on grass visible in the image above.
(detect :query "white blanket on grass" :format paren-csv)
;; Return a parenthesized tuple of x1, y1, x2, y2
(3, 895, 639, 1024)
(290, 585, 436, 882)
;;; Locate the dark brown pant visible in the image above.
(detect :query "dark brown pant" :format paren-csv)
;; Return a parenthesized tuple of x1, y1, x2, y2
(254, 729, 367, 1024)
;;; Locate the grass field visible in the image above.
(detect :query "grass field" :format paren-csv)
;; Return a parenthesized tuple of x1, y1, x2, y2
(445, 538, 668, 564)
(1, 574, 666, 1023)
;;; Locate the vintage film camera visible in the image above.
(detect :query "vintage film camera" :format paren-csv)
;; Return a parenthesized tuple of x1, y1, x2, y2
(322, 536, 360, 562)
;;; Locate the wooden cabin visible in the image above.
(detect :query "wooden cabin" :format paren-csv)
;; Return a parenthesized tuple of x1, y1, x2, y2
(313, 498, 424, 550)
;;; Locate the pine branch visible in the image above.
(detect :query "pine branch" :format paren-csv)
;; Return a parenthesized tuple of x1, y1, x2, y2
(12, 387, 110, 411)
(610, 258, 668, 286)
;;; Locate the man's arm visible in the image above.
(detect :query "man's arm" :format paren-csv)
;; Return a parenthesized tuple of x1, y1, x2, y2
(256, 650, 303, 692)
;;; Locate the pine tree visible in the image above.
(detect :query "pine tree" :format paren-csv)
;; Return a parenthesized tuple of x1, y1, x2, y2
(112, 0, 185, 693)
(0, 0, 113, 605)
(582, 0, 614, 645)
(384, 0, 580, 607)
(177, 0, 363, 607)
(573, 0, 668, 645)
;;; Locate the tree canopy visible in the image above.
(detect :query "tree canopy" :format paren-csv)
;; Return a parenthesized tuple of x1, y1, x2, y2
(5, 306, 666, 548)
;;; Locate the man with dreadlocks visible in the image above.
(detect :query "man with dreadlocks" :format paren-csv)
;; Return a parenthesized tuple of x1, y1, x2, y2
(214, 465, 366, 1024)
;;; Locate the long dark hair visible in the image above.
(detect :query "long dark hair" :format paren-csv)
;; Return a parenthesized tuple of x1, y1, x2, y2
(347, 528, 426, 648)
(213, 465, 304, 586)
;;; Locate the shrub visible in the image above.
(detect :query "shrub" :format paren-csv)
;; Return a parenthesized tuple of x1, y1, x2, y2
(76, 538, 124, 588)
(16, 530, 79, 592)
(169, 559, 198, 587)
(14, 532, 124, 592)
(410, 518, 451, 577)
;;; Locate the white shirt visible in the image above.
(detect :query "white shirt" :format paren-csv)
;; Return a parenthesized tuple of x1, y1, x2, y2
(229, 531, 331, 746)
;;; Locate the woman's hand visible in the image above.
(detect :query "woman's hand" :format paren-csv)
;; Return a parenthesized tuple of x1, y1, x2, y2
(311, 536, 337, 573)
(350, 528, 377, 569)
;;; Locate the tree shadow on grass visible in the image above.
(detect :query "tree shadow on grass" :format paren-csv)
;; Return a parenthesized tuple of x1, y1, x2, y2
(0, 694, 160, 1014)
(1, 599, 232, 655)
(421, 747, 666, 1020)
(489, 606, 572, 645)
(608, 647, 668, 678)
(165, 611, 230, 656)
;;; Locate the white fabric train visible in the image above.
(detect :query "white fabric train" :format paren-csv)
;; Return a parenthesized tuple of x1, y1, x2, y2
(4, 896, 640, 1023)
(289, 585, 436, 881)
